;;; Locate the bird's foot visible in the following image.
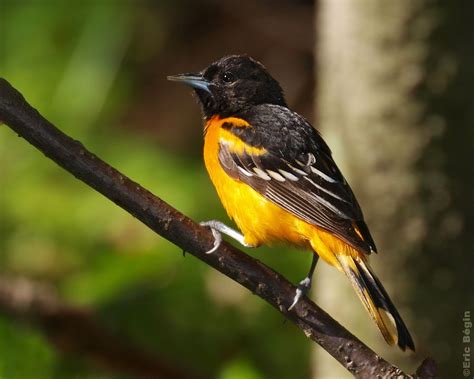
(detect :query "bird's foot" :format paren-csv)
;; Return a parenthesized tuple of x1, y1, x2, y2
(200, 221, 223, 254)
(288, 276, 312, 311)
(199, 220, 254, 254)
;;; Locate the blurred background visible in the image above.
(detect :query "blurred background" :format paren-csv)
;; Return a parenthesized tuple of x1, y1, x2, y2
(0, 1, 472, 378)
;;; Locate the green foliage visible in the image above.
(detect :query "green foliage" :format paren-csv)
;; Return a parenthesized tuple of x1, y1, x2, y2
(0, 316, 56, 379)
(0, 2, 310, 378)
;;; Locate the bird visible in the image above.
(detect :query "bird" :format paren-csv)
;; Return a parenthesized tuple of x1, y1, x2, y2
(168, 55, 415, 351)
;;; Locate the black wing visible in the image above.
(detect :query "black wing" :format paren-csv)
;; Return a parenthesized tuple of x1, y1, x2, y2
(220, 105, 377, 255)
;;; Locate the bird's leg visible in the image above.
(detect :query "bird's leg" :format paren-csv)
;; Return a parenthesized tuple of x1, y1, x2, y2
(288, 253, 319, 311)
(200, 220, 255, 254)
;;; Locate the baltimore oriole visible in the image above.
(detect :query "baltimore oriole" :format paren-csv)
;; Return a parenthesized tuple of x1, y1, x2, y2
(168, 55, 415, 351)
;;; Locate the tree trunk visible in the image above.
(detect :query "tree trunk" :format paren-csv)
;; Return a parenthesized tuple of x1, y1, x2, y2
(313, 1, 474, 377)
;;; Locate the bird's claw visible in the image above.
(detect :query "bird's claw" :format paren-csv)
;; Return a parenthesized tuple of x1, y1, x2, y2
(200, 221, 222, 254)
(288, 277, 312, 311)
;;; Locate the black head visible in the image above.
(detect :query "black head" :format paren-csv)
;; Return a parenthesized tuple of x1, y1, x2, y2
(168, 55, 286, 118)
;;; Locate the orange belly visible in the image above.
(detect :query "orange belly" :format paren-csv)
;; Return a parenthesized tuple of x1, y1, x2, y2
(203, 116, 360, 269)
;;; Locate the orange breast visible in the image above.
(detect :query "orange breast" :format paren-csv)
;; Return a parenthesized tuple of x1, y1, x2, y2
(203, 116, 361, 269)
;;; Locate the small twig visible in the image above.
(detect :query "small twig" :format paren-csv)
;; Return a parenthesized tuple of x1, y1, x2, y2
(0, 276, 200, 379)
(0, 78, 436, 378)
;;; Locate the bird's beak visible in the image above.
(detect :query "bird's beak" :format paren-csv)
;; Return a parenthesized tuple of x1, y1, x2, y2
(167, 73, 212, 93)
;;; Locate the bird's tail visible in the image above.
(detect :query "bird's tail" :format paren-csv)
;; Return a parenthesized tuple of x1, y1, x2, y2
(337, 254, 415, 351)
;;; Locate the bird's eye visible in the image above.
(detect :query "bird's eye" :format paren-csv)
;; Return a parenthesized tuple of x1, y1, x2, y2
(222, 72, 235, 83)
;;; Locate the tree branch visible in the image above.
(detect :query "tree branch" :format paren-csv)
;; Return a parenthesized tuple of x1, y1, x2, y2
(0, 275, 200, 379)
(0, 78, 436, 378)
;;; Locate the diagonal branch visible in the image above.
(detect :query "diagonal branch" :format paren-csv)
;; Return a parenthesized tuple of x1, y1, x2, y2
(0, 78, 436, 379)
